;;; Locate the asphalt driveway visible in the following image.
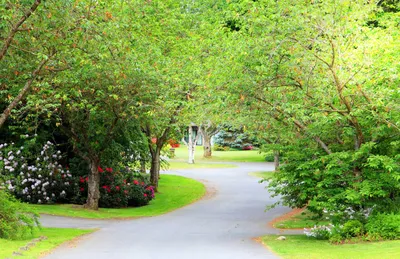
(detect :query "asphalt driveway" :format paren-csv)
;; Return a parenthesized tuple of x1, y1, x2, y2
(42, 162, 296, 259)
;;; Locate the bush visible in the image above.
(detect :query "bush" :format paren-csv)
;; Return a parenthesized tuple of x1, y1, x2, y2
(77, 167, 155, 208)
(304, 225, 333, 240)
(342, 220, 364, 238)
(0, 190, 40, 240)
(0, 141, 74, 204)
(213, 144, 229, 151)
(365, 213, 400, 240)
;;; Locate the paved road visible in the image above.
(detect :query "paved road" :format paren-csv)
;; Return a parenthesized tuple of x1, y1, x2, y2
(42, 162, 297, 259)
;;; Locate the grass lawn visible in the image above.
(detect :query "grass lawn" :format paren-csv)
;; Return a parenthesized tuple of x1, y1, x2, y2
(274, 209, 329, 229)
(262, 235, 400, 259)
(248, 171, 275, 179)
(168, 161, 237, 170)
(0, 228, 94, 259)
(29, 174, 205, 219)
(171, 146, 265, 163)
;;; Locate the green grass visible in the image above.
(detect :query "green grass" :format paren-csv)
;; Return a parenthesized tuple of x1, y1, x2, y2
(274, 209, 329, 229)
(171, 146, 265, 162)
(262, 235, 400, 259)
(168, 161, 237, 170)
(29, 174, 205, 219)
(248, 171, 275, 179)
(0, 228, 94, 259)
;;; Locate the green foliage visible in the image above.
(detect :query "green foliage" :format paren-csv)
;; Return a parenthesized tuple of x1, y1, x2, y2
(341, 220, 364, 238)
(212, 144, 230, 151)
(365, 213, 400, 240)
(76, 168, 154, 208)
(0, 190, 40, 240)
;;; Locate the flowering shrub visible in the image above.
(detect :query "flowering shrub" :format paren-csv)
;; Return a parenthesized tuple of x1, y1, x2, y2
(0, 142, 74, 204)
(77, 167, 155, 208)
(304, 225, 333, 240)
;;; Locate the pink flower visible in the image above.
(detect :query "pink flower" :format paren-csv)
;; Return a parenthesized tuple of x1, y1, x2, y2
(98, 166, 104, 173)
(144, 194, 147, 197)
(133, 180, 139, 185)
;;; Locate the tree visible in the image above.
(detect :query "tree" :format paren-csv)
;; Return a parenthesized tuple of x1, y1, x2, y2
(220, 0, 400, 215)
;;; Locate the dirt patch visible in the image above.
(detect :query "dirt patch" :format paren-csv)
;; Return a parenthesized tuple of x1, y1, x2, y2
(268, 207, 306, 229)
(198, 179, 217, 200)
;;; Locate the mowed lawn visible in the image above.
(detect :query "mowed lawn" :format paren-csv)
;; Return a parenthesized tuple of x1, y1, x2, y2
(29, 174, 205, 219)
(0, 228, 94, 259)
(262, 235, 400, 259)
(171, 146, 266, 163)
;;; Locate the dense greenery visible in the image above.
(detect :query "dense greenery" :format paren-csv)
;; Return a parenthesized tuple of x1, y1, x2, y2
(1, 1, 399, 243)
(0, 190, 39, 239)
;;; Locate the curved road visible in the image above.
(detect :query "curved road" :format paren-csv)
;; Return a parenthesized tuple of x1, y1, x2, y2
(42, 162, 297, 259)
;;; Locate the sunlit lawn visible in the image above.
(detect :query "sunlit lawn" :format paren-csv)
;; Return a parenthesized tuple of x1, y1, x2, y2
(0, 228, 94, 259)
(171, 146, 265, 163)
(262, 235, 400, 259)
(29, 175, 205, 219)
(248, 171, 275, 179)
(168, 161, 237, 170)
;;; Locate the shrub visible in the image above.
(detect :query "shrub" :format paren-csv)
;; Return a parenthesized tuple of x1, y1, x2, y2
(213, 144, 228, 151)
(0, 141, 74, 204)
(304, 225, 333, 240)
(365, 213, 400, 240)
(341, 220, 364, 238)
(0, 190, 40, 240)
(77, 167, 155, 208)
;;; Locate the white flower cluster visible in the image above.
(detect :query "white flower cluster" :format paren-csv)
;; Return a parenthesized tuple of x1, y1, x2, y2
(0, 141, 72, 204)
(304, 224, 334, 239)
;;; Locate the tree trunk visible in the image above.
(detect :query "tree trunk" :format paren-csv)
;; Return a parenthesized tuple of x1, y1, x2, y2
(273, 150, 280, 171)
(85, 159, 101, 210)
(202, 133, 212, 158)
(188, 125, 195, 164)
(150, 149, 161, 191)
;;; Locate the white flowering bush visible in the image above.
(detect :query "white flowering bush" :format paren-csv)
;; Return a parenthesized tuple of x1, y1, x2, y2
(304, 224, 334, 240)
(0, 141, 75, 204)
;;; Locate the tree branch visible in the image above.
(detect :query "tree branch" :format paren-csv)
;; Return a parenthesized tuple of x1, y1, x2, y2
(0, 0, 42, 61)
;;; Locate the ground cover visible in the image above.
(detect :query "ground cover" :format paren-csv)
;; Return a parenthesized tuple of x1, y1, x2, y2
(28, 175, 205, 219)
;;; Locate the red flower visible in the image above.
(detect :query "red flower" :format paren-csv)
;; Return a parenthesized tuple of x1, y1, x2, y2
(133, 180, 139, 185)
(80, 187, 85, 192)
(102, 185, 108, 189)
(115, 186, 120, 191)
(79, 177, 85, 183)
(98, 166, 104, 173)
(123, 179, 127, 184)
(124, 190, 128, 195)
(106, 167, 113, 173)
(85, 177, 89, 182)
(144, 193, 147, 197)
(141, 182, 144, 186)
